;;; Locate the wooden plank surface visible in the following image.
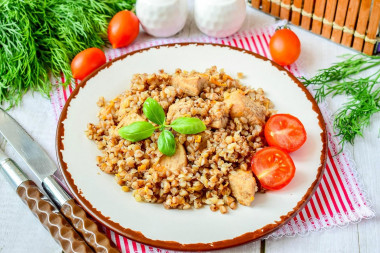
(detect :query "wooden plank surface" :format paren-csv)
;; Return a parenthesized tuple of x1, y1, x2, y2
(321, 0, 339, 39)
(363, 0, 380, 55)
(265, 225, 359, 253)
(251, 0, 262, 9)
(341, 0, 361, 47)
(270, 0, 281, 16)
(352, 0, 372, 52)
(311, 0, 327, 34)
(262, 0, 272, 13)
(291, 0, 303, 25)
(354, 112, 380, 253)
(280, 0, 292, 20)
(330, 0, 350, 43)
(300, 0, 316, 30)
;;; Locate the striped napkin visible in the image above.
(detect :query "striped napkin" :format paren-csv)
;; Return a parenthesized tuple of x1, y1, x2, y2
(51, 23, 374, 252)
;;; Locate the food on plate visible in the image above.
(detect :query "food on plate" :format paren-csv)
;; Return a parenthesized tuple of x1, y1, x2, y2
(108, 10, 139, 49)
(269, 28, 301, 66)
(251, 146, 296, 190)
(264, 114, 307, 152)
(86, 67, 276, 213)
(118, 97, 206, 156)
(71, 48, 106, 80)
(228, 169, 257, 206)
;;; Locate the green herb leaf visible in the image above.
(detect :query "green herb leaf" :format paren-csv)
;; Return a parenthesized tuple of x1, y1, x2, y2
(143, 98, 165, 125)
(118, 121, 155, 142)
(170, 117, 206, 134)
(300, 53, 380, 149)
(158, 130, 176, 156)
(0, 0, 136, 108)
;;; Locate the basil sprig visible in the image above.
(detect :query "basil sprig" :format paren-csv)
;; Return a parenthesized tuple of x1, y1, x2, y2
(143, 97, 165, 125)
(118, 121, 155, 142)
(158, 130, 176, 156)
(118, 98, 206, 156)
(171, 117, 206, 134)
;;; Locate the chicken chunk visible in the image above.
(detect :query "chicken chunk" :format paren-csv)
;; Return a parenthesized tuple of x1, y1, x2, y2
(228, 169, 257, 206)
(167, 100, 194, 123)
(224, 90, 266, 125)
(172, 74, 208, 96)
(155, 143, 187, 174)
(209, 102, 229, 129)
(113, 112, 144, 136)
(167, 100, 228, 129)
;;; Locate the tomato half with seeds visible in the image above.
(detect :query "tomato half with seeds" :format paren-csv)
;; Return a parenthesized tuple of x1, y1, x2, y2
(264, 114, 307, 153)
(251, 147, 296, 190)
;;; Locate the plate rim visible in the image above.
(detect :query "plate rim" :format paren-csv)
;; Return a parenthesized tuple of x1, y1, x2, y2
(56, 42, 327, 251)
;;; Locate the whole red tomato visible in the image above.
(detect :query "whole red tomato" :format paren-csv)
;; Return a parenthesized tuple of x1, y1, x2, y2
(269, 28, 301, 66)
(108, 10, 139, 49)
(71, 48, 106, 80)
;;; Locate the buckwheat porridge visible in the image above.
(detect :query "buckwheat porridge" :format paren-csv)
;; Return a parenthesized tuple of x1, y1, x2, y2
(86, 66, 275, 214)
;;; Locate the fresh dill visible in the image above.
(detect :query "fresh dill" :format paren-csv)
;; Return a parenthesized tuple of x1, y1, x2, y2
(301, 54, 380, 147)
(0, 0, 135, 108)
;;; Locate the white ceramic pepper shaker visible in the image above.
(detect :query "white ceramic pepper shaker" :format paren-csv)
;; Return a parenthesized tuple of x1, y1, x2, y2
(194, 0, 246, 38)
(136, 0, 188, 37)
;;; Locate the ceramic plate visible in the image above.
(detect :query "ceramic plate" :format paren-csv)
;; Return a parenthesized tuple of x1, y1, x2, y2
(57, 43, 327, 251)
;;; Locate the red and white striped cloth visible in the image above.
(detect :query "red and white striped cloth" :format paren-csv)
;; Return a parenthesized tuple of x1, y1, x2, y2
(51, 23, 374, 252)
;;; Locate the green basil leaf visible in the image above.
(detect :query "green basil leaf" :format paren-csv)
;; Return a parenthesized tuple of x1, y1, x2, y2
(170, 117, 206, 134)
(118, 121, 155, 142)
(158, 130, 176, 156)
(143, 97, 165, 125)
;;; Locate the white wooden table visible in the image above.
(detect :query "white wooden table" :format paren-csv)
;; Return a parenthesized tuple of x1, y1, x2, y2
(0, 3, 379, 253)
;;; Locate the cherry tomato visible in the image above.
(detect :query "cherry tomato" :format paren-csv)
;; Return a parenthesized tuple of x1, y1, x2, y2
(108, 10, 139, 49)
(71, 48, 106, 80)
(269, 28, 301, 66)
(264, 114, 307, 153)
(251, 147, 296, 190)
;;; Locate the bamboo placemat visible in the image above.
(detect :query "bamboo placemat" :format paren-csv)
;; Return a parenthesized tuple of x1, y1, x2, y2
(250, 0, 380, 55)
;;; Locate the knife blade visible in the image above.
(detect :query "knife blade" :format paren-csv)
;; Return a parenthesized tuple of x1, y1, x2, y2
(0, 149, 93, 253)
(0, 108, 120, 253)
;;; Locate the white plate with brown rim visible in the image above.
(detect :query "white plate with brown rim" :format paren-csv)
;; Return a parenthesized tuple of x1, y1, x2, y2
(56, 43, 327, 251)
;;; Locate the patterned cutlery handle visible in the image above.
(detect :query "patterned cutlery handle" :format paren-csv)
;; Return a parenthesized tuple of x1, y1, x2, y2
(61, 199, 120, 253)
(17, 180, 94, 253)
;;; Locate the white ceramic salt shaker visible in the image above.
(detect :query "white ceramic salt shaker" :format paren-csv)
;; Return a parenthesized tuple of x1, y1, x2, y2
(194, 0, 246, 38)
(136, 0, 188, 37)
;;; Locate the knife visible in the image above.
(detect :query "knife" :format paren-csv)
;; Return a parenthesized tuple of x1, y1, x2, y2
(0, 149, 93, 253)
(0, 108, 120, 253)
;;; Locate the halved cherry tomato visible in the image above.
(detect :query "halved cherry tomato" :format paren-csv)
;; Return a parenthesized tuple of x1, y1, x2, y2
(251, 147, 296, 190)
(71, 48, 106, 80)
(108, 10, 139, 49)
(264, 114, 307, 153)
(269, 28, 301, 66)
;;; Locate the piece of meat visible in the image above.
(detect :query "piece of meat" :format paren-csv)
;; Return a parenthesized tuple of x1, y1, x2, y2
(224, 90, 266, 125)
(171, 74, 208, 96)
(167, 100, 194, 123)
(198, 131, 211, 150)
(209, 102, 229, 129)
(167, 100, 228, 129)
(185, 131, 211, 153)
(113, 112, 144, 136)
(155, 143, 187, 174)
(228, 169, 257, 206)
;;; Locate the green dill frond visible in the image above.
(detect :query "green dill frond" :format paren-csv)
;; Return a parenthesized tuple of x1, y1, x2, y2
(0, 0, 136, 108)
(301, 54, 380, 148)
